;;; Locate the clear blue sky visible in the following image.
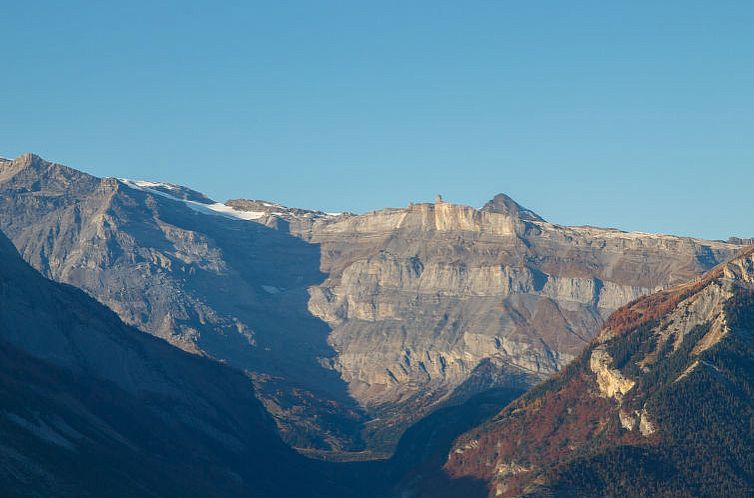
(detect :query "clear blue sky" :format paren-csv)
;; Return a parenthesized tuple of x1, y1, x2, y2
(2, 1, 752, 240)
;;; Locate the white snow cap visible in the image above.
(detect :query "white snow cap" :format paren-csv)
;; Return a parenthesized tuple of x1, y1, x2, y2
(118, 179, 266, 220)
(118, 178, 344, 222)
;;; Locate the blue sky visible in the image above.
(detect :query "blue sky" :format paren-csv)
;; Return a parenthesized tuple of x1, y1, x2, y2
(2, 1, 752, 240)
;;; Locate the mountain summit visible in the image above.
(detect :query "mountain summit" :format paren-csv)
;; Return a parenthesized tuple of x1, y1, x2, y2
(481, 193, 545, 222)
(446, 246, 754, 497)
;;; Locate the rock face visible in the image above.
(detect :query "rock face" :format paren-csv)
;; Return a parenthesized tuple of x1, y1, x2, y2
(445, 247, 754, 498)
(0, 153, 744, 457)
(0, 228, 350, 498)
(289, 198, 740, 449)
(589, 347, 636, 399)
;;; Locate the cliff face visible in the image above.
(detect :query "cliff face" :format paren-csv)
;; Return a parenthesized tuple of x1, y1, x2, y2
(444, 247, 754, 498)
(0, 153, 743, 458)
(292, 199, 738, 447)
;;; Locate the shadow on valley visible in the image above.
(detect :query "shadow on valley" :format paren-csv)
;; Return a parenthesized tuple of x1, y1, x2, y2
(322, 386, 523, 497)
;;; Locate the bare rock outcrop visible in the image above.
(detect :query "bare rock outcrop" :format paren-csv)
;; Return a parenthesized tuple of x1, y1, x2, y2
(590, 347, 635, 399)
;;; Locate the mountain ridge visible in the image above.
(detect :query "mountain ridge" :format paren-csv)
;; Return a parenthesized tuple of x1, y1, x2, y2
(0, 152, 745, 459)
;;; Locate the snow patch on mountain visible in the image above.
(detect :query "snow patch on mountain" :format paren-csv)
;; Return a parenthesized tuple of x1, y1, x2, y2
(118, 179, 266, 221)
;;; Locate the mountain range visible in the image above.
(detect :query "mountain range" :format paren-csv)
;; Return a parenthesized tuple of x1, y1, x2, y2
(1, 152, 752, 497)
(0, 153, 745, 459)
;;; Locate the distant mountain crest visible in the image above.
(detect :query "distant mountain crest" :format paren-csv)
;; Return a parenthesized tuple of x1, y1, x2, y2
(727, 236, 754, 246)
(481, 193, 545, 222)
(226, 198, 346, 221)
(119, 179, 215, 204)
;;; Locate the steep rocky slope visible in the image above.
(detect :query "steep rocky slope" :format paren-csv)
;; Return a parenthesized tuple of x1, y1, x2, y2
(0, 228, 355, 497)
(445, 246, 754, 497)
(296, 197, 738, 437)
(0, 153, 743, 457)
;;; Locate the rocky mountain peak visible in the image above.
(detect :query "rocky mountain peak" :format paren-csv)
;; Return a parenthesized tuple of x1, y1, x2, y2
(0, 153, 97, 193)
(727, 236, 754, 245)
(0, 153, 43, 181)
(480, 193, 544, 222)
(13, 152, 42, 165)
(225, 198, 345, 224)
(722, 246, 754, 284)
(0, 153, 50, 173)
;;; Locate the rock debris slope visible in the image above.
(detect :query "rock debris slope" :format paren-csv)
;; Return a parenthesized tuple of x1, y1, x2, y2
(445, 246, 754, 497)
(0, 153, 743, 457)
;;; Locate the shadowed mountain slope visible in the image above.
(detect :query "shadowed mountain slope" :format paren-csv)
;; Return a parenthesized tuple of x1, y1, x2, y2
(0, 227, 364, 497)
